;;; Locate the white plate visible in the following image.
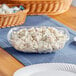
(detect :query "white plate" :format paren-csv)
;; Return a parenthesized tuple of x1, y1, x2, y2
(14, 63, 76, 76)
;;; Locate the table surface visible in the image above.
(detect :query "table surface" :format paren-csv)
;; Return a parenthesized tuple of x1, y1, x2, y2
(0, 6, 76, 76)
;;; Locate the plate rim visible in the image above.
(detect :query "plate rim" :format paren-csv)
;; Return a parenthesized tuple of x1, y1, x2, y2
(13, 63, 76, 76)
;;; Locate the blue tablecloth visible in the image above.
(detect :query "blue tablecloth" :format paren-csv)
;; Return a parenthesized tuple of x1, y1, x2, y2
(0, 15, 76, 66)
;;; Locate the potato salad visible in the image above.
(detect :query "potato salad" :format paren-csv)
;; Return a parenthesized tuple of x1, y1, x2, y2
(10, 26, 69, 53)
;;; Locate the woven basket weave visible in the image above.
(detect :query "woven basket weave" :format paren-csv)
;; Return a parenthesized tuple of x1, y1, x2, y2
(0, 4, 29, 28)
(5, 0, 72, 15)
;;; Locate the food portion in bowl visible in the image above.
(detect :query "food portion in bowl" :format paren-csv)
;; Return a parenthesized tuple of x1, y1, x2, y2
(7, 26, 69, 53)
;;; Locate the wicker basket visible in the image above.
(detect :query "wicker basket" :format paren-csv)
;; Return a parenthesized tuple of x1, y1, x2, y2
(0, 4, 29, 28)
(5, 0, 72, 15)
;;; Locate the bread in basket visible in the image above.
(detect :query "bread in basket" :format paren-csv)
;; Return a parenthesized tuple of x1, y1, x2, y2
(0, 4, 29, 28)
(5, 0, 72, 15)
